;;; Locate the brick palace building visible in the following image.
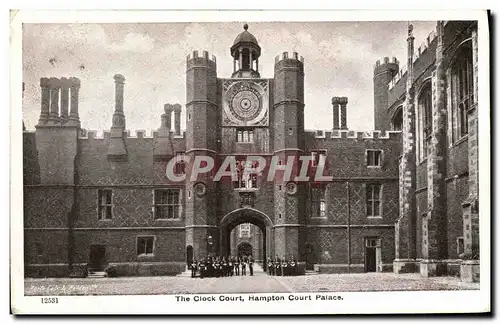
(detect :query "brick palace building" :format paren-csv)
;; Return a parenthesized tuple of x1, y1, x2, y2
(23, 21, 479, 281)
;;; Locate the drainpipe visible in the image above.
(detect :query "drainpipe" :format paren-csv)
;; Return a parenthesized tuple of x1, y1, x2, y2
(346, 181, 351, 273)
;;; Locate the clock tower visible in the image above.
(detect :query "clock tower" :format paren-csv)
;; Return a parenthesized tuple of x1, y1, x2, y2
(185, 23, 305, 266)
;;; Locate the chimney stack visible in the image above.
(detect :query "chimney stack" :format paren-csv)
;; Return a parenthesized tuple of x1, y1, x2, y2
(68, 77, 81, 127)
(60, 77, 69, 124)
(331, 97, 340, 130)
(173, 104, 182, 135)
(112, 74, 126, 129)
(48, 77, 60, 124)
(163, 104, 173, 131)
(338, 97, 348, 130)
(38, 77, 50, 125)
(108, 74, 127, 160)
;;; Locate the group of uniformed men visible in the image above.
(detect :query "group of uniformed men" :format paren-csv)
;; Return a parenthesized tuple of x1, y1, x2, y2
(266, 256, 299, 276)
(190, 255, 255, 278)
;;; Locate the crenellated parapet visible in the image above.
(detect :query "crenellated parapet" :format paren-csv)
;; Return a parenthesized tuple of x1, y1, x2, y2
(274, 51, 304, 73)
(306, 129, 402, 141)
(79, 128, 186, 140)
(387, 27, 439, 90)
(373, 56, 399, 77)
(186, 50, 217, 72)
(37, 76, 81, 127)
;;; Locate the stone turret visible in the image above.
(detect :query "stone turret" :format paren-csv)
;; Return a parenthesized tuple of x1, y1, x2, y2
(373, 56, 399, 131)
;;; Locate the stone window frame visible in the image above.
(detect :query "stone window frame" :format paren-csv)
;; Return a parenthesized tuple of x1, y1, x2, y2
(174, 152, 186, 175)
(136, 235, 155, 257)
(310, 186, 327, 219)
(236, 128, 254, 143)
(239, 223, 251, 238)
(97, 188, 113, 221)
(366, 149, 383, 168)
(416, 79, 433, 163)
(456, 236, 465, 256)
(153, 188, 181, 220)
(449, 42, 473, 144)
(366, 182, 383, 218)
(365, 237, 382, 248)
(234, 159, 258, 190)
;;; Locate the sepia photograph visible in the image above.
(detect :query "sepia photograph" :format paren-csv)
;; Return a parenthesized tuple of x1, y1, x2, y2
(10, 9, 490, 314)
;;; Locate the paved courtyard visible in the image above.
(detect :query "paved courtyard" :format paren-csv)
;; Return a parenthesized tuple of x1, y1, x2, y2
(25, 264, 479, 296)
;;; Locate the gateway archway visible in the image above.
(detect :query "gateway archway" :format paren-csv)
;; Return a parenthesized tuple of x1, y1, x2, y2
(220, 208, 273, 271)
(237, 242, 253, 258)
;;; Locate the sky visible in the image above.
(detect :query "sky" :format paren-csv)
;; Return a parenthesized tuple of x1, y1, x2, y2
(22, 21, 436, 132)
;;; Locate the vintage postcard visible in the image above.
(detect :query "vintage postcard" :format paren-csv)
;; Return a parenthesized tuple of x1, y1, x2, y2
(10, 9, 490, 314)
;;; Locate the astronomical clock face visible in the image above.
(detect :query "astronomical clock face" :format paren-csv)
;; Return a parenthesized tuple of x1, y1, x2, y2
(222, 80, 269, 127)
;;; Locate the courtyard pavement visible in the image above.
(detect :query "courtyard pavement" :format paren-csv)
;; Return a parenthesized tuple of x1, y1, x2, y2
(24, 264, 479, 296)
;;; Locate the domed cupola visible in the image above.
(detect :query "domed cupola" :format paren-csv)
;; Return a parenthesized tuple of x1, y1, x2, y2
(231, 24, 261, 78)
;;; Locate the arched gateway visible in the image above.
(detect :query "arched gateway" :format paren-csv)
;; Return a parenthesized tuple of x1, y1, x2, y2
(220, 208, 273, 271)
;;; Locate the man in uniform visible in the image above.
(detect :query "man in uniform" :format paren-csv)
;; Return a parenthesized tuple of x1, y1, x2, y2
(267, 257, 273, 275)
(290, 256, 297, 276)
(248, 256, 254, 276)
(222, 256, 229, 277)
(214, 256, 220, 278)
(228, 256, 234, 276)
(206, 256, 213, 278)
(191, 258, 198, 278)
(241, 256, 247, 276)
(198, 258, 206, 279)
(275, 256, 281, 276)
(282, 256, 288, 276)
(235, 256, 240, 276)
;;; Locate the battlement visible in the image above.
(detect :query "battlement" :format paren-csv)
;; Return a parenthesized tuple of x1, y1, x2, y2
(373, 56, 400, 80)
(305, 129, 402, 141)
(186, 50, 217, 70)
(374, 56, 399, 68)
(274, 51, 304, 64)
(79, 129, 186, 140)
(388, 26, 438, 90)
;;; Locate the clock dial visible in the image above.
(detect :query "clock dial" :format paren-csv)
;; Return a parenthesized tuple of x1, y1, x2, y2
(230, 89, 261, 122)
(222, 80, 269, 127)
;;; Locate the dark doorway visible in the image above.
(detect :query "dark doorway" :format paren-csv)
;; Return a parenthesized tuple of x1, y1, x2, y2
(365, 246, 376, 272)
(237, 242, 253, 258)
(89, 245, 106, 271)
(364, 237, 381, 272)
(305, 244, 315, 270)
(186, 245, 193, 269)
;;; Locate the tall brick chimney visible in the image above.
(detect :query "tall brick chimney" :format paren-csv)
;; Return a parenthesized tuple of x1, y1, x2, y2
(68, 77, 80, 126)
(163, 104, 173, 131)
(339, 97, 348, 129)
(173, 104, 182, 136)
(331, 97, 340, 130)
(107, 74, 127, 160)
(332, 96, 348, 129)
